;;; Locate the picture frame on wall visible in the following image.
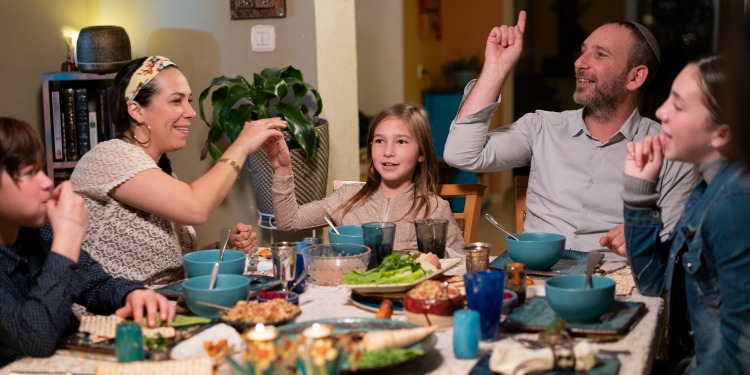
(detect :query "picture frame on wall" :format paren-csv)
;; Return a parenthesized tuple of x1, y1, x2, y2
(231, 0, 286, 20)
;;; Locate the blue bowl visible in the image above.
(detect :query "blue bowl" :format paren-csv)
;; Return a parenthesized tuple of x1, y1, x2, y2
(505, 233, 565, 270)
(183, 249, 246, 278)
(328, 225, 364, 245)
(182, 274, 250, 318)
(545, 274, 616, 321)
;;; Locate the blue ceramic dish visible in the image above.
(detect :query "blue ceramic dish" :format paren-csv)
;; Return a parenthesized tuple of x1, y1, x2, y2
(183, 249, 246, 278)
(328, 225, 364, 245)
(502, 289, 518, 315)
(545, 274, 616, 321)
(182, 274, 249, 318)
(505, 233, 565, 270)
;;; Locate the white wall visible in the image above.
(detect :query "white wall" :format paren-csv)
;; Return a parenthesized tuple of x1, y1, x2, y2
(0, 0, 359, 246)
(355, 0, 404, 116)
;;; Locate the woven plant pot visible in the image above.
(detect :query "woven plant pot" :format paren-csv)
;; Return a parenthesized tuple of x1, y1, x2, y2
(246, 119, 329, 228)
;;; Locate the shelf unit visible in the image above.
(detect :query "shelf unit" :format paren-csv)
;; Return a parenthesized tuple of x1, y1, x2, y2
(42, 72, 116, 185)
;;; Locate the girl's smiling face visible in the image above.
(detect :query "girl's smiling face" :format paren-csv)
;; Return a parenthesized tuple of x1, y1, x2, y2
(656, 64, 725, 164)
(371, 117, 424, 193)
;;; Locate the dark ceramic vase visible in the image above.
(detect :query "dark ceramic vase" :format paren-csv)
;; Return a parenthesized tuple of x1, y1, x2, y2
(76, 26, 131, 73)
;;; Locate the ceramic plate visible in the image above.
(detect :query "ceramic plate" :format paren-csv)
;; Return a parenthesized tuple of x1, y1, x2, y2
(349, 293, 405, 315)
(277, 317, 436, 372)
(342, 258, 462, 293)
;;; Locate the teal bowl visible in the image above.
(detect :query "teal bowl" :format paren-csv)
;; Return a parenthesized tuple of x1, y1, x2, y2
(328, 225, 364, 245)
(182, 274, 250, 318)
(545, 274, 616, 321)
(505, 233, 565, 270)
(183, 249, 246, 278)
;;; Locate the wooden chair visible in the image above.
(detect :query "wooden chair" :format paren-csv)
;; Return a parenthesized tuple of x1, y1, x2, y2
(331, 180, 487, 243)
(515, 175, 529, 233)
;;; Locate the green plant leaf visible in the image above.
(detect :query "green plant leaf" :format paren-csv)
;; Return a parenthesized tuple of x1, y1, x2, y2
(277, 102, 316, 160)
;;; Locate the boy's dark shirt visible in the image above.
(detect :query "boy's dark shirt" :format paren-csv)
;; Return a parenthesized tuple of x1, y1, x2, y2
(0, 225, 143, 365)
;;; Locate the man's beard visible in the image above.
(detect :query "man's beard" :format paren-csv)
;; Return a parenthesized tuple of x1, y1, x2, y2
(573, 71, 629, 121)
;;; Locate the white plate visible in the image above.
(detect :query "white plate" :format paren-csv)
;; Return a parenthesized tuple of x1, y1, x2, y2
(342, 258, 462, 293)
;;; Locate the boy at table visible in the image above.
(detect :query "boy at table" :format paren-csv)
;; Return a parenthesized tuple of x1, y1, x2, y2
(0, 117, 175, 366)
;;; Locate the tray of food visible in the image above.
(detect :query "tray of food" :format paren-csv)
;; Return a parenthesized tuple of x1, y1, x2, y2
(342, 253, 462, 293)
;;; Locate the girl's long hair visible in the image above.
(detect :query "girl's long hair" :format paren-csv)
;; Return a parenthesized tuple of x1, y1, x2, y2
(339, 103, 440, 220)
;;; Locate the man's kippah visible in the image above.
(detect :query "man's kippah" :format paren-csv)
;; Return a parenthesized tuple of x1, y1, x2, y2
(629, 22, 661, 64)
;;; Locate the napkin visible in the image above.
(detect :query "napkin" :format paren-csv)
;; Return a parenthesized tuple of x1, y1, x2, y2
(488, 339, 596, 375)
(94, 357, 212, 375)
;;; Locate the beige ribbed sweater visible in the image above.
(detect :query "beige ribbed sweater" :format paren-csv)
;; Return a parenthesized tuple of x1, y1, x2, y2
(272, 174, 464, 257)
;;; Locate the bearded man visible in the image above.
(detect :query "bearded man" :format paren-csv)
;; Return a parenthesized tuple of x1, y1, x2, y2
(443, 11, 696, 259)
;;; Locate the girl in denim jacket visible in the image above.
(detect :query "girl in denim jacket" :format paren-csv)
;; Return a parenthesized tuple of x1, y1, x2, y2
(622, 56, 750, 373)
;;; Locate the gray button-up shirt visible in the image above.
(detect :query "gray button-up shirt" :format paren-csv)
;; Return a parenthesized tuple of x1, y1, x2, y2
(444, 88, 697, 259)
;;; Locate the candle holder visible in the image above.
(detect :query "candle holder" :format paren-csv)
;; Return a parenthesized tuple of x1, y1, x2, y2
(226, 323, 298, 375)
(296, 323, 346, 375)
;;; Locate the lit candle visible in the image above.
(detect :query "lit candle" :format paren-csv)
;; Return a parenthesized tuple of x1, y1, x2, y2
(302, 323, 333, 339)
(246, 323, 279, 341)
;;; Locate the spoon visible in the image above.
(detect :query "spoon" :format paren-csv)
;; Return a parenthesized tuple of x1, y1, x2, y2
(218, 227, 230, 262)
(289, 269, 308, 292)
(484, 213, 520, 241)
(584, 251, 604, 288)
(324, 216, 340, 234)
(208, 262, 220, 290)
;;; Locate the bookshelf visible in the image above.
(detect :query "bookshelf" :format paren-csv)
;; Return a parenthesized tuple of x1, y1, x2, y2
(42, 72, 116, 185)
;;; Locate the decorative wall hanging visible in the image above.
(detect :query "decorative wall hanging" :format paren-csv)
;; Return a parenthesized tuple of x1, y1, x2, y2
(231, 0, 286, 20)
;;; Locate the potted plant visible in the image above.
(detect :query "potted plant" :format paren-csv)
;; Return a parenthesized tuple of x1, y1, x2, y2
(442, 56, 482, 89)
(198, 65, 329, 228)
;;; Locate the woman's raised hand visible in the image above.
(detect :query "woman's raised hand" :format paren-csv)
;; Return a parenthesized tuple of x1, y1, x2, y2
(624, 135, 664, 182)
(236, 117, 287, 155)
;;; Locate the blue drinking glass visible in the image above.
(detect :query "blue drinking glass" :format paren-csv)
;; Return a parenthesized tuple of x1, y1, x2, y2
(362, 222, 396, 269)
(463, 270, 505, 340)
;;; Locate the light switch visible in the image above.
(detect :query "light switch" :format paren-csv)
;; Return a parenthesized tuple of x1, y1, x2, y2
(251, 25, 276, 52)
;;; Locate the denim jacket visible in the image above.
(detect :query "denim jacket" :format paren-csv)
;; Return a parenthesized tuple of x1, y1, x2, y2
(624, 159, 750, 374)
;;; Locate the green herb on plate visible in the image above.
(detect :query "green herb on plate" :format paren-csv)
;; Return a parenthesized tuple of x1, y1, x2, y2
(355, 348, 424, 369)
(343, 253, 429, 285)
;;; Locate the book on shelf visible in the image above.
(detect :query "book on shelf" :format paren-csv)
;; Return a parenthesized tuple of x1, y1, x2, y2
(61, 88, 78, 161)
(75, 88, 91, 157)
(88, 111, 98, 148)
(50, 90, 64, 161)
(96, 87, 113, 142)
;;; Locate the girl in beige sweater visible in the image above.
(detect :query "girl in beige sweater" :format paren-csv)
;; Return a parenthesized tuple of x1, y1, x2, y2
(264, 103, 464, 257)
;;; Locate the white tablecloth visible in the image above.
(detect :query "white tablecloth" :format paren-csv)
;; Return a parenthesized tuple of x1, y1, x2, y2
(1, 261, 664, 375)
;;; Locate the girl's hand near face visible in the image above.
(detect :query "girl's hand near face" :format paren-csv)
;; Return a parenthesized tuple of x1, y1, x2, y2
(263, 134, 292, 176)
(624, 135, 664, 182)
(235, 118, 287, 156)
(47, 181, 89, 262)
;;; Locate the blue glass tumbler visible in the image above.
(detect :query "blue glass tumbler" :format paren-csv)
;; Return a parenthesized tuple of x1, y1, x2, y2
(362, 222, 396, 269)
(115, 322, 144, 362)
(293, 241, 308, 293)
(453, 309, 481, 358)
(464, 270, 505, 340)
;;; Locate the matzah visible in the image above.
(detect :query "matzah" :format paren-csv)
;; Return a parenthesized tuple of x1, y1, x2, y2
(607, 267, 636, 296)
(79, 315, 124, 341)
(94, 357, 212, 375)
(79, 315, 176, 342)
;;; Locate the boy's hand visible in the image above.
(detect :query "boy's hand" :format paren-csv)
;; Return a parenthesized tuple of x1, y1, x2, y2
(48, 182, 88, 262)
(116, 289, 175, 327)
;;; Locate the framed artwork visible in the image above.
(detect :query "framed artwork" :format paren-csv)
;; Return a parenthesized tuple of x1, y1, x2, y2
(231, 0, 286, 20)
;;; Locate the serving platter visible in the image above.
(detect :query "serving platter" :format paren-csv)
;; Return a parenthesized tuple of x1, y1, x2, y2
(349, 292, 405, 315)
(489, 250, 591, 276)
(277, 317, 436, 372)
(342, 257, 462, 293)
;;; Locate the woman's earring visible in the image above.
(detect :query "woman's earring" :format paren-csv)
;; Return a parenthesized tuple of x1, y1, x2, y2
(132, 123, 152, 145)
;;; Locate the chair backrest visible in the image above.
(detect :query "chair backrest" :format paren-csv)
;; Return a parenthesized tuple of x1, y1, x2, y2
(438, 183, 487, 243)
(331, 180, 487, 243)
(515, 175, 528, 233)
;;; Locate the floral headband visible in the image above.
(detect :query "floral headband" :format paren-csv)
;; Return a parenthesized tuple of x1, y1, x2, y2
(124, 56, 177, 103)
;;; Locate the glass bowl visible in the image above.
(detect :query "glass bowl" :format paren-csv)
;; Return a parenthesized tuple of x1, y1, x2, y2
(301, 243, 370, 286)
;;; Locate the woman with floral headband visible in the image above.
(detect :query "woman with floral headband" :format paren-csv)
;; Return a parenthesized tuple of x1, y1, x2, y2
(70, 56, 286, 288)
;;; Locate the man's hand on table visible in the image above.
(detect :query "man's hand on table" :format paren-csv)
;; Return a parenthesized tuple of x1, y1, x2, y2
(116, 289, 176, 327)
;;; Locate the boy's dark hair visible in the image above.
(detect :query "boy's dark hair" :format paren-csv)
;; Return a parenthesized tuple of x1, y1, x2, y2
(0, 117, 44, 185)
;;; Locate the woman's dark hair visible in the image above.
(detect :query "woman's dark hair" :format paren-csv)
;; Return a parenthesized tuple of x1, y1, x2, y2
(111, 57, 175, 175)
(0, 117, 44, 184)
(339, 103, 440, 221)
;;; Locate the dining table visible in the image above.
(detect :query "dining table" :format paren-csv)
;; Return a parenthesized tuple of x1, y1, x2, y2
(0, 258, 665, 375)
